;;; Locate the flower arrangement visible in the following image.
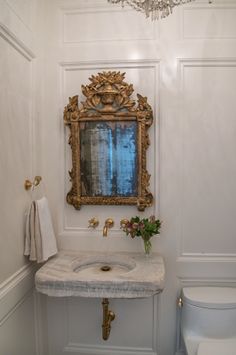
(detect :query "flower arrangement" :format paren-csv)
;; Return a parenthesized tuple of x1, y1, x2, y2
(120, 216, 162, 255)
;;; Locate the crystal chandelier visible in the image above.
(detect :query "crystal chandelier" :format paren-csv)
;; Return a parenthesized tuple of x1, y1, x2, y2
(107, 0, 196, 20)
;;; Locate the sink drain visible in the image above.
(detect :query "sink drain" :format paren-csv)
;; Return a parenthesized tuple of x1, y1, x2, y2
(101, 265, 111, 272)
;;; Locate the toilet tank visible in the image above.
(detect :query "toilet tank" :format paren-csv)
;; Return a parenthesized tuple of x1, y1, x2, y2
(181, 287, 236, 339)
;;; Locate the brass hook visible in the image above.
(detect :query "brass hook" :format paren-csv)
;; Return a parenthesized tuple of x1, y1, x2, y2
(24, 176, 42, 190)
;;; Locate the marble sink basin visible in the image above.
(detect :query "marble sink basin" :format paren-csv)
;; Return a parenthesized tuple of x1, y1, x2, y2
(35, 250, 165, 298)
(73, 254, 136, 278)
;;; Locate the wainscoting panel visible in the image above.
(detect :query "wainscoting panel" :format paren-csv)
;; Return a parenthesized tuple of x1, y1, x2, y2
(0, 264, 36, 355)
(46, 295, 159, 355)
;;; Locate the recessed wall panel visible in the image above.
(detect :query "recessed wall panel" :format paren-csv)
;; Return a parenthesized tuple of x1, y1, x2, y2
(181, 62, 236, 256)
(0, 35, 33, 282)
(183, 7, 236, 39)
(67, 297, 154, 348)
(62, 62, 159, 232)
(0, 292, 36, 355)
(63, 9, 156, 42)
(46, 296, 156, 354)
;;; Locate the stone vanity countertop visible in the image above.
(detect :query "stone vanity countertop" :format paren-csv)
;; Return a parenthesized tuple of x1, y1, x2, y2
(35, 250, 165, 298)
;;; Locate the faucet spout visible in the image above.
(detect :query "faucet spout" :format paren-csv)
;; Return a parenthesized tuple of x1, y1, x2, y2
(103, 225, 108, 237)
(103, 218, 114, 237)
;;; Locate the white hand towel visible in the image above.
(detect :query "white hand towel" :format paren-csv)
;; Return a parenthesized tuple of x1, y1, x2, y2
(24, 197, 58, 263)
(36, 197, 58, 262)
(24, 203, 32, 256)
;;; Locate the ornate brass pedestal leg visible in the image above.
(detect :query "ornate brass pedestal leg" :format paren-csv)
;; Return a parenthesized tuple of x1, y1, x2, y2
(102, 298, 115, 340)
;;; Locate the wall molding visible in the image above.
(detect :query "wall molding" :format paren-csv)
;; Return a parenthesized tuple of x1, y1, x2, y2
(0, 263, 35, 299)
(62, 295, 159, 355)
(177, 58, 236, 262)
(59, 58, 161, 68)
(0, 0, 35, 55)
(59, 0, 120, 11)
(64, 343, 156, 355)
(34, 291, 49, 355)
(60, 3, 158, 44)
(59, 59, 160, 237)
(0, 13, 37, 221)
(0, 23, 35, 61)
(179, 57, 236, 66)
(0, 289, 32, 327)
(178, 276, 236, 285)
(181, 1, 236, 40)
(179, 58, 236, 91)
(176, 262, 236, 281)
(178, 254, 236, 261)
(0, 263, 37, 325)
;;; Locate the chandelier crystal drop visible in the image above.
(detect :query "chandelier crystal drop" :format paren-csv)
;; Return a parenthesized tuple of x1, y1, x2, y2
(107, 0, 195, 20)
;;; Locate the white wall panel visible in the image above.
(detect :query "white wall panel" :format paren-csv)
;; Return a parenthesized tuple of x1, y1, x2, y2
(38, 2, 236, 355)
(0, 265, 36, 355)
(46, 296, 158, 355)
(0, 31, 34, 284)
(0, 0, 36, 51)
(0, 293, 36, 355)
(183, 6, 236, 39)
(63, 8, 156, 43)
(60, 61, 159, 243)
(180, 60, 236, 257)
(0, 1, 39, 355)
(6, 0, 35, 31)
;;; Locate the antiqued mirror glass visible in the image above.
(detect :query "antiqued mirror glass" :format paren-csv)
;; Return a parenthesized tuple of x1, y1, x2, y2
(64, 71, 154, 211)
(80, 120, 138, 197)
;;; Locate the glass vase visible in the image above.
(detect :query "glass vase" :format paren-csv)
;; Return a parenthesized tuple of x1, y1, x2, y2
(142, 238, 152, 256)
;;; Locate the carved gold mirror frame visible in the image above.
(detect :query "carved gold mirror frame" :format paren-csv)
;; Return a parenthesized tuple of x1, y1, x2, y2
(64, 71, 153, 211)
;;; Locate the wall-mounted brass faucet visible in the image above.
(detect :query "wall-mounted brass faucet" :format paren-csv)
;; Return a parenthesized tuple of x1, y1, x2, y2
(103, 218, 114, 237)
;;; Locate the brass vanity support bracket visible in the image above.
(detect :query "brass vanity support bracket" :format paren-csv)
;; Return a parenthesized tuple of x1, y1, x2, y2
(102, 298, 115, 341)
(177, 297, 183, 308)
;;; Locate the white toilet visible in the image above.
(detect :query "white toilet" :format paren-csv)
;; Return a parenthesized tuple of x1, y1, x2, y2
(180, 287, 236, 355)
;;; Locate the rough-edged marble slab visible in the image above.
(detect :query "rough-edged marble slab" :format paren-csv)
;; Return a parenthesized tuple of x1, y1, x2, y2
(35, 250, 165, 298)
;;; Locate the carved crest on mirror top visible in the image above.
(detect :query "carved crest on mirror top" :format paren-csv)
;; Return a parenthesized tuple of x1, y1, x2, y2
(64, 71, 154, 211)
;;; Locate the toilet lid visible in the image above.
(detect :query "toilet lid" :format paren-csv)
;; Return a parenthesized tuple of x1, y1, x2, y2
(197, 341, 236, 355)
(182, 287, 236, 309)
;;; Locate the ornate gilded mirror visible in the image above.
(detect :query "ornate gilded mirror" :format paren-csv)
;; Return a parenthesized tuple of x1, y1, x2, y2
(64, 71, 153, 211)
